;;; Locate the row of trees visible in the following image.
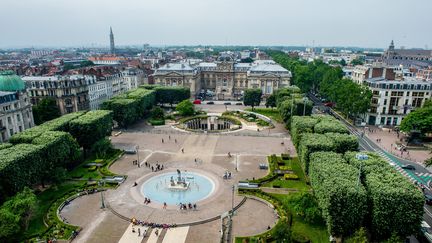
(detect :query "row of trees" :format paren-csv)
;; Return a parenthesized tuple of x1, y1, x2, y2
(1, 110, 113, 200)
(101, 88, 155, 127)
(269, 51, 372, 119)
(290, 114, 424, 240)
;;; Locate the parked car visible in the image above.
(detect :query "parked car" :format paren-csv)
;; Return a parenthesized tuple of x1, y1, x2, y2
(401, 164, 415, 170)
(206, 101, 214, 105)
(425, 194, 432, 205)
(223, 102, 231, 105)
(235, 102, 243, 105)
(193, 99, 202, 104)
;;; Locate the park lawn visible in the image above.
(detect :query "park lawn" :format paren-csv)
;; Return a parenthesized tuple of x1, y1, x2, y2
(68, 162, 102, 180)
(272, 193, 329, 243)
(23, 181, 85, 240)
(245, 108, 283, 123)
(262, 158, 310, 191)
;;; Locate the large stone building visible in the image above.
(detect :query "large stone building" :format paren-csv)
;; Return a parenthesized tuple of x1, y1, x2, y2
(23, 75, 95, 114)
(382, 40, 432, 68)
(153, 57, 291, 99)
(0, 71, 34, 142)
(363, 77, 431, 126)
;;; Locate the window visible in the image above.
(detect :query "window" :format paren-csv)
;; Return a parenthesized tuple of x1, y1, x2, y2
(9, 129, 13, 136)
(382, 107, 386, 114)
(383, 99, 387, 105)
(385, 91, 388, 96)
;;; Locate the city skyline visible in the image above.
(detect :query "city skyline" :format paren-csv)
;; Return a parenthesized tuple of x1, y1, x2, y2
(1, 0, 432, 49)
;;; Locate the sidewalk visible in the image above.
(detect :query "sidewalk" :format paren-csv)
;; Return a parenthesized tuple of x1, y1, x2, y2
(361, 126, 431, 165)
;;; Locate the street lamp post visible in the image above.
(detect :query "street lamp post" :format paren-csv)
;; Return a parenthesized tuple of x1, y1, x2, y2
(231, 185, 235, 216)
(136, 145, 140, 165)
(303, 97, 308, 116)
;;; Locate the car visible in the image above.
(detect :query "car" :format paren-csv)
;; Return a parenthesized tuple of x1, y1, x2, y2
(235, 102, 243, 105)
(401, 164, 415, 170)
(223, 102, 231, 105)
(421, 221, 432, 243)
(425, 194, 432, 205)
(324, 102, 334, 107)
(206, 101, 214, 105)
(193, 99, 202, 104)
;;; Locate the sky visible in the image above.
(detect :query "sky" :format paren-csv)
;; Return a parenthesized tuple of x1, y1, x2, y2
(1, 0, 432, 49)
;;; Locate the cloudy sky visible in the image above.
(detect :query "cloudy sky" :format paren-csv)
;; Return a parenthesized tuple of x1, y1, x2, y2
(1, 0, 431, 49)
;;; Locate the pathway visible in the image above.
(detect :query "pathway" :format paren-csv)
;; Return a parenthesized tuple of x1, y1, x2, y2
(118, 223, 148, 243)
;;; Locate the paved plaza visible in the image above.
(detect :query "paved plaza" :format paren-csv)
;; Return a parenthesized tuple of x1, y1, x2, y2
(60, 106, 294, 242)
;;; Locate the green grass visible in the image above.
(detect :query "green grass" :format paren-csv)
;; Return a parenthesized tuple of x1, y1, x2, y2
(23, 181, 85, 240)
(272, 193, 329, 243)
(245, 108, 283, 123)
(262, 158, 310, 191)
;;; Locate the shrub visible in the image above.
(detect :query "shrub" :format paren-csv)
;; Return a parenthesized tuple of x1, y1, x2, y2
(150, 107, 164, 119)
(325, 132, 358, 154)
(309, 152, 367, 237)
(284, 174, 299, 180)
(149, 119, 165, 126)
(281, 153, 290, 160)
(365, 172, 423, 239)
(68, 110, 113, 149)
(0, 143, 13, 150)
(314, 120, 349, 134)
(298, 133, 335, 174)
(176, 99, 195, 116)
(290, 116, 319, 147)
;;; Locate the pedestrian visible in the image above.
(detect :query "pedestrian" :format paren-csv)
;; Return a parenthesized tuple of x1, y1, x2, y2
(182, 148, 184, 153)
(138, 228, 141, 236)
(162, 138, 164, 143)
(151, 166, 154, 172)
(175, 139, 177, 143)
(169, 135, 171, 140)
(155, 229, 159, 236)
(163, 202, 167, 209)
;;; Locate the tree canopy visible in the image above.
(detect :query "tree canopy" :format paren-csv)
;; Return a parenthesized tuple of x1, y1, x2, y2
(243, 89, 262, 110)
(32, 98, 61, 125)
(400, 106, 432, 134)
(176, 99, 195, 116)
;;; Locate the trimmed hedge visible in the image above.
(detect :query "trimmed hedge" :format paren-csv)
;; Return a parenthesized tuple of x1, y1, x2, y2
(314, 120, 349, 134)
(0, 143, 13, 150)
(365, 172, 423, 239)
(102, 88, 155, 127)
(68, 110, 113, 149)
(344, 151, 424, 239)
(309, 151, 367, 237)
(325, 133, 358, 154)
(298, 133, 335, 174)
(290, 116, 319, 147)
(154, 86, 190, 106)
(0, 144, 44, 196)
(9, 112, 86, 144)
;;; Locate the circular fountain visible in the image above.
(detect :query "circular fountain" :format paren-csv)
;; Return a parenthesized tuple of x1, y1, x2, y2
(141, 170, 215, 205)
(178, 115, 241, 133)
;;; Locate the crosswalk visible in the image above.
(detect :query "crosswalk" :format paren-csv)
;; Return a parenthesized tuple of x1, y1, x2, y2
(376, 150, 430, 185)
(117, 224, 190, 243)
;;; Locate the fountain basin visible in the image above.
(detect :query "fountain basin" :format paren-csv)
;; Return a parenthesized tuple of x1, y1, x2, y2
(140, 171, 215, 205)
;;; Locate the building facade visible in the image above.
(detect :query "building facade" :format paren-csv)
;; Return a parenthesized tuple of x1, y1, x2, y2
(153, 58, 291, 99)
(23, 75, 95, 114)
(0, 71, 34, 142)
(363, 77, 431, 126)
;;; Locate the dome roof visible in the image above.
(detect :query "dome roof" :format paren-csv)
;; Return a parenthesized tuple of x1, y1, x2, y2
(0, 70, 25, 92)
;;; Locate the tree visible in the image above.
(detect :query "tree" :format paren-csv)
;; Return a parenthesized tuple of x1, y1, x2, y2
(90, 138, 113, 158)
(150, 107, 165, 119)
(0, 187, 36, 241)
(240, 57, 254, 63)
(243, 89, 262, 110)
(400, 106, 432, 135)
(351, 58, 364, 66)
(32, 98, 61, 125)
(265, 94, 276, 108)
(176, 100, 195, 116)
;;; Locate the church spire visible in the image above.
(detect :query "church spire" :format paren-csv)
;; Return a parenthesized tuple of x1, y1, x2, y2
(389, 40, 395, 51)
(109, 26, 115, 55)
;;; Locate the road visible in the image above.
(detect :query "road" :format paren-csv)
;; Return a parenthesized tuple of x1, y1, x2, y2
(308, 93, 432, 241)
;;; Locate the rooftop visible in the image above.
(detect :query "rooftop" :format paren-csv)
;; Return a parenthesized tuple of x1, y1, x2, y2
(0, 70, 25, 92)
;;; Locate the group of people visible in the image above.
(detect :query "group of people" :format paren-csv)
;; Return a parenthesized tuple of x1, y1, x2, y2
(162, 135, 177, 144)
(144, 197, 151, 204)
(223, 171, 232, 179)
(179, 202, 197, 211)
(149, 162, 164, 172)
(131, 217, 177, 237)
